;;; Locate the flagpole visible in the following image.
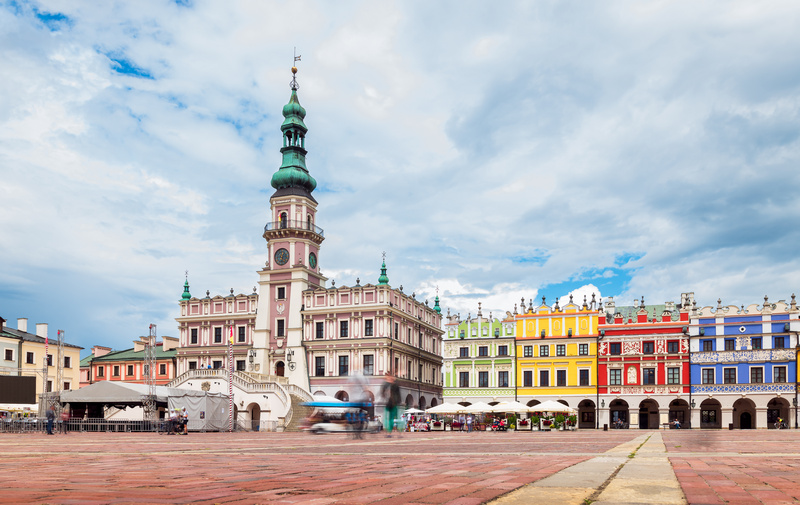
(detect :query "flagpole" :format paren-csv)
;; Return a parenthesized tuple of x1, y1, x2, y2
(229, 325, 234, 433)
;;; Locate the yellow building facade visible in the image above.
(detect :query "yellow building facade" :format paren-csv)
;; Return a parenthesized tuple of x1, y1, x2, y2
(515, 297, 599, 428)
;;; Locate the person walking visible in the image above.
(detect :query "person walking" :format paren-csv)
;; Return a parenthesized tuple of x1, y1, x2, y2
(45, 406, 55, 435)
(380, 373, 401, 437)
(466, 414, 473, 433)
(181, 407, 189, 435)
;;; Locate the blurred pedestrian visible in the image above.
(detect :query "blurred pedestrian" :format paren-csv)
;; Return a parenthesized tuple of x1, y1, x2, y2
(60, 409, 69, 434)
(380, 373, 401, 437)
(466, 414, 473, 433)
(45, 406, 55, 435)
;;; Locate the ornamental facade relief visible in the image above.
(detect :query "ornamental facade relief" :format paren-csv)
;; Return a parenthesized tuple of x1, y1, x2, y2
(690, 349, 794, 364)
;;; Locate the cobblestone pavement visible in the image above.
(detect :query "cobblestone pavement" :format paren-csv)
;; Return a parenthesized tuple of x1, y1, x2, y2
(4, 430, 800, 504)
(664, 430, 800, 505)
(0, 430, 634, 504)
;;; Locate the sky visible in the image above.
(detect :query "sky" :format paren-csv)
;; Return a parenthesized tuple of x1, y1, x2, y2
(2, 1, 800, 354)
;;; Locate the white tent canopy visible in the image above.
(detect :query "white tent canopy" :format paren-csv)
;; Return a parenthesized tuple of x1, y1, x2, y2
(60, 381, 216, 405)
(487, 401, 531, 413)
(528, 400, 577, 414)
(462, 401, 493, 414)
(425, 403, 465, 414)
(405, 407, 425, 414)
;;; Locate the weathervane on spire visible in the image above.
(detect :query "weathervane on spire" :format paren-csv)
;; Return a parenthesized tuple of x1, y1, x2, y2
(382, 251, 386, 261)
(185, 270, 188, 280)
(291, 47, 301, 90)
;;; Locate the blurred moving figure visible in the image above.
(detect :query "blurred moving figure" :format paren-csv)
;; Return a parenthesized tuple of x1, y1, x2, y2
(380, 373, 401, 436)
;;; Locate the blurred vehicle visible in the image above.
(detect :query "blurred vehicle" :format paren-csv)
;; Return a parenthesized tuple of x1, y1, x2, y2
(300, 399, 381, 435)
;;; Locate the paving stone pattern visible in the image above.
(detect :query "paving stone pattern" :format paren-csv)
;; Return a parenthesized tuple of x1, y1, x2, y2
(0, 431, 632, 504)
(4, 430, 800, 504)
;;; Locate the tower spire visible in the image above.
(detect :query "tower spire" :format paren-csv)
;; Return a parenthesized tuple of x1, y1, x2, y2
(270, 59, 317, 198)
(378, 252, 389, 286)
(182, 270, 191, 300)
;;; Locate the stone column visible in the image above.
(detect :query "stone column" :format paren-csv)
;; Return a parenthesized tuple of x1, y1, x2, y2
(659, 408, 670, 429)
(721, 407, 733, 429)
(628, 409, 638, 429)
(756, 407, 768, 430)
(690, 407, 701, 429)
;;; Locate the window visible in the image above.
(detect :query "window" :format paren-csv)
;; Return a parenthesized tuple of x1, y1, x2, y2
(667, 341, 679, 353)
(642, 368, 656, 385)
(751, 337, 762, 350)
(47, 354, 53, 366)
(46, 380, 52, 392)
(188, 361, 197, 370)
(236, 360, 246, 371)
(724, 339, 735, 351)
(523, 370, 533, 387)
(277, 287, 286, 299)
(702, 369, 714, 384)
(190, 328, 198, 344)
(498, 371, 509, 388)
(276, 319, 285, 337)
(238, 326, 246, 343)
(63, 382, 70, 391)
(609, 369, 621, 385)
(363, 355, 374, 375)
(539, 345, 549, 357)
(702, 340, 713, 352)
(642, 342, 654, 354)
(750, 367, 763, 383)
(498, 345, 508, 356)
(701, 410, 716, 424)
(213, 360, 222, 369)
(668, 367, 680, 384)
(579, 369, 590, 386)
(408, 328, 412, 343)
(113, 365, 120, 377)
(394, 323, 398, 339)
(159, 363, 166, 375)
(579, 344, 588, 356)
(459, 372, 469, 387)
(478, 346, 488, 357)
(407, 360, 411, 378)
(316, 322, 324, 339)
(774, 336, 785, 349)
(338, 356, 349, 376)
(26, 352, 34, 364)
(127, 365, 134, 376)
(340, 320, 348, 338)
(315, 357, 325, 377)
(723, 368, 736, 384)
(365, 319, 374, 336)
(4, 349, 12, 361)
(459, 347, 468, 357)
(64, 356, 72, 368)
(774, 366, 787, 383)
(214, 327, 222, 343)
(609, 343, 621, 355)
(523, 346, 533, 357)
(478, 371, 489, 387)
(556, 344, 566, 356)
(556, 370, 567, 387)
(539, 370, 549, 387)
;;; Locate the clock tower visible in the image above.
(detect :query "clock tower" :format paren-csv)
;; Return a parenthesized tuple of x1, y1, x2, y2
(252, 65, 326, 390)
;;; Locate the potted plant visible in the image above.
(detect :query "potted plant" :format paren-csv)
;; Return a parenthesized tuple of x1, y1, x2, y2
(530, 415, 540, 431)
(555, 414, 565, 430)
(568, 415, 577, 430)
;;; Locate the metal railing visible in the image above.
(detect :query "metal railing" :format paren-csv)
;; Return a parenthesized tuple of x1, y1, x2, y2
(264, 220, 324, 237)
(0, 418, 280, 433)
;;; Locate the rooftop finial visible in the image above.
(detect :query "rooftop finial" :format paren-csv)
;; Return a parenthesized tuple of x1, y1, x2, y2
(291, 47, 301, 90)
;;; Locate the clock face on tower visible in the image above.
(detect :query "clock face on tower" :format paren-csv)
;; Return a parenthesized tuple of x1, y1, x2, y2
(309, 252, 317, 269)
(274, 248, 290, 266)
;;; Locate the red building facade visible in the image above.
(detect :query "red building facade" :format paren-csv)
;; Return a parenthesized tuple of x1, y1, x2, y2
(597, 294, 693, 429)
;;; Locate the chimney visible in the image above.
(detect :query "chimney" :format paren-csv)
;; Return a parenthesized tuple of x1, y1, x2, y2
(161, 336, 179, 352)
(133, 340, 145, 352)
(0, 316, 5, 332)
(92, 346, 112, 357)
(36, 323, 48, 339)
(18, 318, 28, 333)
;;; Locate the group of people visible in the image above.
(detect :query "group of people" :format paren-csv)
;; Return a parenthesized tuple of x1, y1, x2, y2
(168, 407, 189, 435)
(45, 406, 70, 435)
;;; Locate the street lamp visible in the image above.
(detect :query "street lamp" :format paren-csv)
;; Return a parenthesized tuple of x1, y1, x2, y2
(690, 399, 696, 409)
(600, 399, 605, 408)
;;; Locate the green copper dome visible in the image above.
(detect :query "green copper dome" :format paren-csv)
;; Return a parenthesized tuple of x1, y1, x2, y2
(434, 295, 441, 314)
(378, 260, 389, 285)
(270, 73, 316, 194)
(181, 279, 191, 300)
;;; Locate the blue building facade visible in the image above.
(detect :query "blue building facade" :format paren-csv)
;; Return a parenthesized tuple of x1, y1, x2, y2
(689, 296, 799, 429)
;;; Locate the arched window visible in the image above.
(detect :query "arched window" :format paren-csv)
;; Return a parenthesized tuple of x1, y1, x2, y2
(279, 212, 287, 229)
(307, 214, 312, 230)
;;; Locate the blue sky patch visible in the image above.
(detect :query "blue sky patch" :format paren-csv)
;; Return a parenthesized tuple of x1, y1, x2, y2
(35, 9, 70, 31)
(614, 252, 645, 267)
(104, 52, 154, 79)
